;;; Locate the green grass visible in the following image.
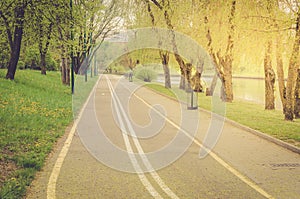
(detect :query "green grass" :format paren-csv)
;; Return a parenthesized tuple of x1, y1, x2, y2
(72, 74, 99, 117)
(0, 69, 98, 198)
(145, 84, 300, 147)
(146, 84, 177, 99)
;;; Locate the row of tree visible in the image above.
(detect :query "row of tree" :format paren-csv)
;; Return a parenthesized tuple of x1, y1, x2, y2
(0, 0, 124, 83)
(1, 0, 300, 121)
(126, 0, 300, 121)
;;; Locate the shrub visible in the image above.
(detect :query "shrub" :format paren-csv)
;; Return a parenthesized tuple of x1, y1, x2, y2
(113, 65, 126, 74)
(134, 67, 157, 82)
(17, 61, 25, 70)
(25, 47, 40, 69)
(46, 55, 58, 71)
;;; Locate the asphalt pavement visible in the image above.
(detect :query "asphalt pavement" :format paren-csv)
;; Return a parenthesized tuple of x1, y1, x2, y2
(27, 75, 300, 199)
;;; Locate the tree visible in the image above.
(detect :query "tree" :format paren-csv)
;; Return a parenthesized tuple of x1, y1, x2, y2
(72, 0, 124, 75)
(37, 11, 54, 75)
(264, 41, 276, 110)
(276, 35, 287, 114)
(263, 0, 279, 110)
(160, 51, 171, 88)
(26, 0, 55, 75)
(294, 68, 300, 118)
(239, 0, 296, 118)
(148, 0, 190, 90)
(0, 1, 29, 80)
(173, 0, 237, 101)
(285, 8, 300, 121)
(144, 0, 171, 88)
(211, 0, 236, 102)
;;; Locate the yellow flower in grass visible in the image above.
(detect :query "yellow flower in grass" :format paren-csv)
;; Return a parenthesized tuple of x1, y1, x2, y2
(2, 101, 9, 105)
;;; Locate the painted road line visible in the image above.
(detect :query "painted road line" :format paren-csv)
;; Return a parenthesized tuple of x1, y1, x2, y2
(133, 93, 275, 199)
(47, 76, 101, 199)
(106, 76, 179, 199)
(106, 76, 163, 199)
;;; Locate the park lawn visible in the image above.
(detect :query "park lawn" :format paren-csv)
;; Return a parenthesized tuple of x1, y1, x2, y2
(0, 69, 71, 198)
(0, 69, 98, 198)
(145, 84, 300, 148)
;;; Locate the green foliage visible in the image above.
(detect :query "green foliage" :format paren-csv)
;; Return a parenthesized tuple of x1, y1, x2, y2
(0, 70, 73, 198)
(0, 39, 9, 69)
(23, 46, 58, 71)
(0, 168, 35, 199)
(24, 47, 40, 69)
(112, 65, 126, 74)
(134, 67, 158, 82)
(17, 61, 25, 70)
(133, 0, 294, 77)
(46, 54, 58, 71)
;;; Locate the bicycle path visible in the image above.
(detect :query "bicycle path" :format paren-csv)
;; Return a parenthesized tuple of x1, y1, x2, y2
(27, 75, 300, 199)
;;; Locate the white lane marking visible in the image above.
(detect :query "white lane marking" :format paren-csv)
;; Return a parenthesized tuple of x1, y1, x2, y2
(133, 93, 275, 199)
(106, 76, 163, 199)
(47, 77, 101, 199)
(106, 76, 179, 199)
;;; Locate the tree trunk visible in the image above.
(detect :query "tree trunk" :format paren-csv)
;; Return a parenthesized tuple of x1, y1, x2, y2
(61, 60, 67, 84)
(39, 22, 53, 76)
(285, 10, 300, 121)
(204, 16, 217, 96)
(203, 0, 236, 102)
(220, 84, 226, 102)
(276, 38, 286, 114)
(61, 44, 67, 84)
(294, 69, 300, 118)
(41, 53, 46, 75)
(223, 61, 234, 102)
(163, 64, 171, 88)
(216, 51, 234, 102)
(6, 6, 25, 80)
(221, 0, 236, 103)
(179, 67, 186, 90)
(264, 41, 275, 110)
(192, 70, 203, 92)
(66, 56, 70, 85)
(6, 51, 19, 80)
(160, 51, 171, 89)
(206, 73, 217, 96)
(74, 56, 80, 74)
(149, 0, 187, 90)
(94, 60, 97, 76)
(186, 63, 193, 91)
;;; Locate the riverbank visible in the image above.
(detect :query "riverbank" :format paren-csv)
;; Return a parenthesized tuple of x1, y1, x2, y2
(145, 84, 300, 148)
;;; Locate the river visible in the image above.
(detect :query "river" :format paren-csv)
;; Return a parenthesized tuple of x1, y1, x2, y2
(155, 75, 283, 110)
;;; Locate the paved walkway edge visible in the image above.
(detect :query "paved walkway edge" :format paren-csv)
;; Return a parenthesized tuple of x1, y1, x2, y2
(145, 86, 300, 155)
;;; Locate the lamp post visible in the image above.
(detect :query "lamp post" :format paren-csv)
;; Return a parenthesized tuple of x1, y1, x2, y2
(187, 87, 198, 110)
(90, 32, 93, 78)
(94, 52, 97, 76)
(70, 0, 74, 94)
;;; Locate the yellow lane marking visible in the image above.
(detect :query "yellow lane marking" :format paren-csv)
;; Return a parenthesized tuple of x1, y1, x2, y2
(47, 77, 101, 199)
(134, 93, 274, 199)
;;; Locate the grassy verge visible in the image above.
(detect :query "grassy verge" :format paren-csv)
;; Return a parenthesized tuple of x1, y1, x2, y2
(72, 74, 99, 117)
(145, 84, 300, 148)
(0, 69, 98, 198)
